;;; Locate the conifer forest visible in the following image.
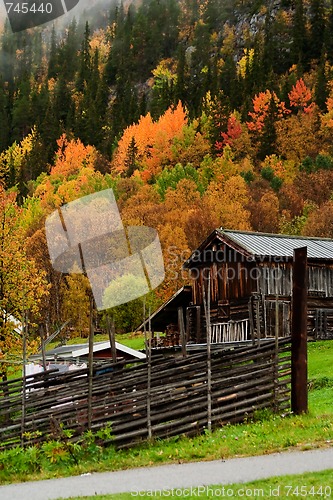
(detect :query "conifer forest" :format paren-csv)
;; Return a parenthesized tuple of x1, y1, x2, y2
(1, 0, 333, 377)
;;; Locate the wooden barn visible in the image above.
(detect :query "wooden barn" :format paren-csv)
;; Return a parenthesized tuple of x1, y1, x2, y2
(140, 229, 333, 345)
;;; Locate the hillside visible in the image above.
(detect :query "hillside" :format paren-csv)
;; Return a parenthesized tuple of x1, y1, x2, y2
(1, 0, 333, 371)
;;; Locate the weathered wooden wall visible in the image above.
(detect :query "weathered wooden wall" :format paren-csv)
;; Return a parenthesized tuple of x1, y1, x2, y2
(188, 258, 333, 343)
(258, 263, 333, 297)
(193, 262, 333, 307)
(0, 338, 291, 450)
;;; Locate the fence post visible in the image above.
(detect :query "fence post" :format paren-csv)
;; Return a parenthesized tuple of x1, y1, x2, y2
(203, 272, 212, 432)
(21, 311, 27, 447)
(178, 307, 187, 357)
(291, 247, 308, 414)
(147, 306, 152, 440)
(87, 292, 94, 429)
(107, 315, 117, 364)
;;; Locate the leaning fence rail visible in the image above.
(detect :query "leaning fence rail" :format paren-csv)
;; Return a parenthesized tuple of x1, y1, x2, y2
(0, 338, 291, 450)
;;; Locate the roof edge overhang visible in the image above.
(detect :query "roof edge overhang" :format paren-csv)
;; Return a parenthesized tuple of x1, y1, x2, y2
(135, 285, 192, 332)
(182, 228, 333, 269)
(182, 229, 254, 269)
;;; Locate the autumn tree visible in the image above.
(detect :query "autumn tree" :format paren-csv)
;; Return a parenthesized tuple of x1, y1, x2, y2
(248, 190, 280, 233)
(288, 78, 315, 113)
(276, 110, 322, 163)
(34, 135, 111, 210)
(61, 274, 91, 338)
(302, 200, 333, 238)
(112, 102, 188, 180)
(292, 169, 333, 206)
(25, 227, 65, 338)
(120, 184, 163, 227)
(247, 90, 289, 133)
(215, 112, 243, 153)
(247, 89, 290, 159)
(203, 175, 252, 231)
(0, 188, 48, 382)
(103, 274, 157, 333)
(0, 127, 44, 196)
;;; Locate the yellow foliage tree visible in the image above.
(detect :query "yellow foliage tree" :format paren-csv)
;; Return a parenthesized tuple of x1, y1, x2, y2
(203, 175, 252, 230)
(0, 188, 49, 381)
(0, 127, 38, 188)
(276, 111, 322, 163)
(61, 274, 91, 338)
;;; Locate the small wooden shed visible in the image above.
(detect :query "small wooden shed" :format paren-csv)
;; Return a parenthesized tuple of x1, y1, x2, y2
(136, 285, 193, 347)
(183, 229, 333, 342)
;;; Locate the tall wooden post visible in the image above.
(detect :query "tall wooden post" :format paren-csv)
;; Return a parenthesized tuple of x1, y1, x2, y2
(40, 326, 47, 372)
(147, 305, 152, 440)
(107, 315, 117, 364)
(87, 292, 94, 429)
(21, 311, 27, 447)
(178, 307, 187, 357)
(291, 247, 308, 414)
(203, 272, 212, 432)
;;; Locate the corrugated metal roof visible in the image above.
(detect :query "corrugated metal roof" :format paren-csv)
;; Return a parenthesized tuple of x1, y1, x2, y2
(32, 341, 145, 360)
(220, 229, 333, 259)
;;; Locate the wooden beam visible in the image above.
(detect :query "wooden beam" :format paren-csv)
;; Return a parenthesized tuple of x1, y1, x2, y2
(178, 307, 187, 358)
(291, 247, 308, 414)
(107, 315, 117, 364)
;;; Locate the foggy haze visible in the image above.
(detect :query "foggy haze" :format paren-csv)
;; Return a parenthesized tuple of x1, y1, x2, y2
(0, 0, 119, 33)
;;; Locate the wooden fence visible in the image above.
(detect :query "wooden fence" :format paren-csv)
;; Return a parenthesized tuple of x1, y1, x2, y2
(0, 338, 291, 450)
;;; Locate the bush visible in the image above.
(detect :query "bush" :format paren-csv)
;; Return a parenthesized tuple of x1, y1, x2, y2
(261, 166, 275, 182)
(240, 170, 254, 184)
(271, 176, 283, 191)
(300, 156, 315, 174)
(315, 154, 333, 170)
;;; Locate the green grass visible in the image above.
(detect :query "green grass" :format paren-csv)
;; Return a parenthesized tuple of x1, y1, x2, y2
(115, 332, 145, 350)
(61, 469, 333, 499)
(308, 340, 333, 383)
(0, 341, 332, 486)
(307, 340, 333, 415)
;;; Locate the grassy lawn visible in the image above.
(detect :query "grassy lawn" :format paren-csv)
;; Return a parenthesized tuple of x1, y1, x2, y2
(115, 332, 145, 351)
(60, 469, 333, 499)
(0, 341, 332, 486)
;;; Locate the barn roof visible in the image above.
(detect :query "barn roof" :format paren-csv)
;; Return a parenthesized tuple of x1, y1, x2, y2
(221, 229, 333, 259)
(183, 229, 333, 268)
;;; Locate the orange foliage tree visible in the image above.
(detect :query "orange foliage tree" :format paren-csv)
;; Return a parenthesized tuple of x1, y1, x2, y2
(288, 78, 315, 114)
(34, 135, 110, 210)
(30, 135, 113, 337)
(112, 102, 188, 180)
(215, 113, 243, 152)
(247, 90, 290, 133)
